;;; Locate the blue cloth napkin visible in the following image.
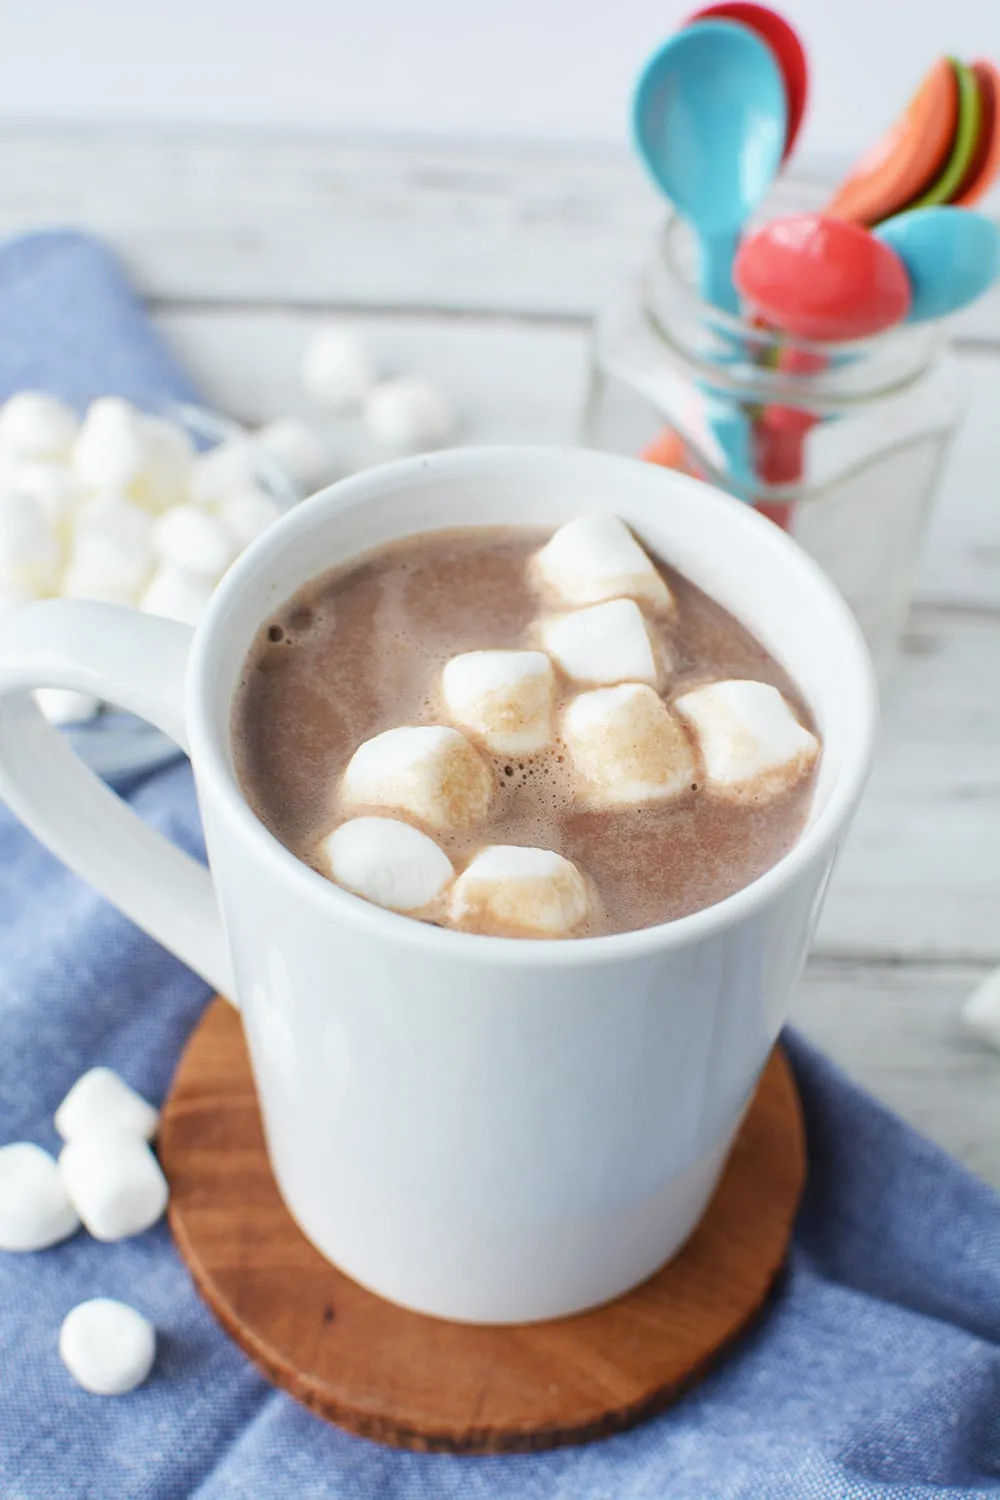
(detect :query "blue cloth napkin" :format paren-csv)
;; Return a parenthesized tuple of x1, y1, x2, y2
(2, 232, 1000, 1499)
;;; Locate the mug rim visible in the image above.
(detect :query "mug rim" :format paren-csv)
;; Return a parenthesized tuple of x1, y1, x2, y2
(188, 446, 878, 969)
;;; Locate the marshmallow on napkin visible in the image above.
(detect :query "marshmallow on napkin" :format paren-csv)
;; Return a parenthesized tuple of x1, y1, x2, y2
(341, 725, 493, 832)
(563, 683, 695, 807)
(441, 649, 555, 755)
(56, 1067, 159, 1144)
(449, 845, 591, 938)
(60, 1298, 156, 1396)
(0, 1142, 80, 1252)
(59, 1130, 168, 1242)
(674, 679, 819, 802)
(320, 816, 454, 913)
(539, 598, 659, 687)
(531, 516, 673, 612)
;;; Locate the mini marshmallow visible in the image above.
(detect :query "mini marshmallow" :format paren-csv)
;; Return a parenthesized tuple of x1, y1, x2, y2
(140, 565, 215, 626)
(0, 490, 61, 591)
(531, 516, 673, 612)
(363, 376, 453, 450)
(320, 816, 454, 912)
(8, 461, 82, 530)
(56, 1067, 159, 1144)
(34, 688, 100, 725)
(217, 486, 282, 550)
(674, 679, 819, 803)
(0, 391, 78, 461)
(449, 845, 591, 938)
(563, 683, 695, 807)
(59, 1129, 168, 1241)
(152, 504, 236, 580)
(342, 724, 493, 832)
(134, 414, 195, 513)
(441, 650, 555, 755)
(302, 325, 375, 409)
(64, 497, 154, 603)
(961, 966, 1000, 1052)
(59, 1298, 156, 1396)
(254, 417, 330, 491)
(72, 398, 147, 492)
(539, 599, 659, 687)
(0, 1142, 80, 1252)
(189, 439, 258, 508)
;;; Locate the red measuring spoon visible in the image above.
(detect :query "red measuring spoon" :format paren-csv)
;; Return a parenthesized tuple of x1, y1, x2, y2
(954, 60, 1000, 206)
(734, 212, 912, 340)
(687, 2, 808, 159)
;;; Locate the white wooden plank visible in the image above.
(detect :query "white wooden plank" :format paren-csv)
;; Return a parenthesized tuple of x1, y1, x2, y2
(155, 305, 1000, 607)
(816, 609, 1000, 964)
(2, 131, 998, 337)
(794, 961, 1000, 1188)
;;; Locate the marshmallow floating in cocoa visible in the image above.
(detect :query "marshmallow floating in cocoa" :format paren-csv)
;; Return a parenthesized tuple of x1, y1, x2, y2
(320, 816, 454, 913)
(531, 515, 673, 612)
(449, 844, 591, 938)
(341, 724, 493, 832)
(441, 649, 555, 755)
(674, 679, 819, 803)
(539, 598, 660, 687)
(563, 683, 695, 807)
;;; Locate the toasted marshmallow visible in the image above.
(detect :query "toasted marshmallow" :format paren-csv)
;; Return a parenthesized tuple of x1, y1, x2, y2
(449, 845, 591, 938)
(441, 650, 554, 755)
(152, 504, 236, 580)
(0, 490, 61, 591)
(531, 516, 672, 612)
(0, 391, 78, 460)
(563, 683, 694, 807)
(140, 565, 215, 626)
(363, 376, 453, 450)
(320, 817, 454, 913)
(217, 486, 282, 549)
(302, 324, 375, 409)
(342, 725, 493, 832)
(674, 679, 819, 803)
(539, 599, 659, 687)
(59, 1298, 156, 1396)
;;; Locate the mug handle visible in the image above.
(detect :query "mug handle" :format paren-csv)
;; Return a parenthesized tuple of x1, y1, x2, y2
(0, 599, 235, 1002)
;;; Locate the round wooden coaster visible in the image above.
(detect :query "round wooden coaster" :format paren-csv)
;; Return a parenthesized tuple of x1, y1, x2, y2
(159, 998, 805, 1454)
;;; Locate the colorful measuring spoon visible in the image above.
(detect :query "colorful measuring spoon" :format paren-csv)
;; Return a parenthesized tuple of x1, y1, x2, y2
(826, 58, 958, 226)
(687, 2, 808, 159)
(734, 213, 912, 341)
(875, 207, 1000, 322)
(906, 58, 982, 210)
(633, 20, 786, 312)
(954, 61, 1000, 206)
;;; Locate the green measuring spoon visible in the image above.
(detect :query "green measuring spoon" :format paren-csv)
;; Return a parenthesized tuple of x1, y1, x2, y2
(907, 58, 982, 210)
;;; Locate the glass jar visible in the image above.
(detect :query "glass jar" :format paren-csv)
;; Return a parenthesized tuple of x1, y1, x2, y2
(582, 208, 966, 675)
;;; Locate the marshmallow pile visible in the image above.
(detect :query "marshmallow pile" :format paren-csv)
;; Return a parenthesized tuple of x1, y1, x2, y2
(0, 1065, 166, 1395)
(316, 516, 820, 938)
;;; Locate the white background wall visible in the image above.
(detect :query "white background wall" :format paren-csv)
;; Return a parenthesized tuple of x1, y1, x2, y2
(1, 0, 996, 176)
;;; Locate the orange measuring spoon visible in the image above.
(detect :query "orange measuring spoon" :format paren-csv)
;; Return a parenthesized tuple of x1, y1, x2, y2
(826, 58, 959, 226)
(954, 60, 1000, 206)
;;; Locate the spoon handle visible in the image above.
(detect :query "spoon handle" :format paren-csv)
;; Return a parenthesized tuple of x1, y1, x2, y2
(698, 230, 741, 313)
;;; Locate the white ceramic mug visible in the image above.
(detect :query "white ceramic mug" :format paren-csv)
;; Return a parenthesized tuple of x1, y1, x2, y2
(0, 448, 877, 1324)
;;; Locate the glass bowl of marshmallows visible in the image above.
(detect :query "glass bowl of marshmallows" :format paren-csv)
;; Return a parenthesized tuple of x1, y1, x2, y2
(0, 391, 302, 779)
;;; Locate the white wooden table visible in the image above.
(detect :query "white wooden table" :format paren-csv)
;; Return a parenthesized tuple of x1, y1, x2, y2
(3, 130, 997, 1183)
